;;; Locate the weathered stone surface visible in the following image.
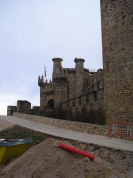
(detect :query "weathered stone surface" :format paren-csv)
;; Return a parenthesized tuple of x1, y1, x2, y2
(38, 58, 104, 124)
(7, 106, 17, 116)
(17, 100, 31, 114)
(13, 112, 109, 136)
(101, 0, 133, 123)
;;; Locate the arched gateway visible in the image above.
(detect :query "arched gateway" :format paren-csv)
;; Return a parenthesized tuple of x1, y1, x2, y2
(47, 99, 54, 110)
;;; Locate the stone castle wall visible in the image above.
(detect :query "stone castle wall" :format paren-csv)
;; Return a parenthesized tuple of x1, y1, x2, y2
(53, 80, 68, 117)
(7, 106, 17, 116)
(101, 0, 133, 123)
(7, 100, 42, 116)
(52, 58, 89, 100)
(13, 112, 109, 136)
(38, 77, 54, 110)
(38, 58, 104, 124)
(61, 69, 76, 99)
(7, 1, 133, 126)
(62, 69, 104, 124)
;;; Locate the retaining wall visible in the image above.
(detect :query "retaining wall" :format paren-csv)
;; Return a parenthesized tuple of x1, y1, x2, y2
(13, 112, 109, 136)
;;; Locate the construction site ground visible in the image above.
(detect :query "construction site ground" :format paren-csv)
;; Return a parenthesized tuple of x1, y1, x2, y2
(0, 115, 133, 178)
(0, 115, 133, 152)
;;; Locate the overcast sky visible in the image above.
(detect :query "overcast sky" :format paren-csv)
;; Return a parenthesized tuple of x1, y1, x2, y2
(0, 0, 102, 115)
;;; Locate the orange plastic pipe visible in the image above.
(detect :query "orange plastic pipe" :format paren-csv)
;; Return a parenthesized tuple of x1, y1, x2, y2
(59, 142, 95, 160)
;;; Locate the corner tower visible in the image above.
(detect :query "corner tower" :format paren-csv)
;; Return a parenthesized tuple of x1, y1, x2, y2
(100, 0, 133, 122)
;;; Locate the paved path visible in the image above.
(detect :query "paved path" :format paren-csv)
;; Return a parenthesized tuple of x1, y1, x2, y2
(0, 117, 14, 131)
(0, 115, 133, 152)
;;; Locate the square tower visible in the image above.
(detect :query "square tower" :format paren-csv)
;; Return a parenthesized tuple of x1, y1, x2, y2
(101, 0, 133, 123)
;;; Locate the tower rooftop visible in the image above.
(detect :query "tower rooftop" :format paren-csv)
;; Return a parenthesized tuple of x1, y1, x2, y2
(52, 58, 63, 62)
(74, 58, 85, 63)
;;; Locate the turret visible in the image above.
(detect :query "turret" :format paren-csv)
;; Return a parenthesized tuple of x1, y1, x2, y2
(74, 58, 85, 72)
(52, 58, 63, 80)
(38, 75, 44, 87)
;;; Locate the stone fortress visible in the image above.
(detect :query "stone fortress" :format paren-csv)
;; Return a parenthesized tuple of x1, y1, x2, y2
(7, 0, 133, 125)
(38, 58, 104, 124)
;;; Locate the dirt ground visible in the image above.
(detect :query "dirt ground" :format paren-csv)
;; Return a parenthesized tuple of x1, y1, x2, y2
(0, 138, 133, 178)
(0, 118, 14, 131)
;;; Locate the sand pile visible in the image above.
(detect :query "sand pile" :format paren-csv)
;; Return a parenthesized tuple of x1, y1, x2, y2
(0, 138, 133, 178)
(0, 118, 14, 131)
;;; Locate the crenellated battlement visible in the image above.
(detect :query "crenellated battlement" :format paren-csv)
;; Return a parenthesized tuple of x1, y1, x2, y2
(7, 0, 133, 125)
(82, 69, 103, 94)
(52, 68, 76, 79)
(63, 68, 75, 74)
(43, 83, 54, 91)
(38, 75, 44, 86)
(38, 57, 104, 123)
(53, 77, 67, 83)
(52, 58, 86, 79)
(89, 69, 103, 85)
(39, 58, 103, 107)
(38, 75, 54, 90)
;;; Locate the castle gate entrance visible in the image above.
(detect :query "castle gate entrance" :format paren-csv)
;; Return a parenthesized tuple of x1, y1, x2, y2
(47, 99, 54, 110)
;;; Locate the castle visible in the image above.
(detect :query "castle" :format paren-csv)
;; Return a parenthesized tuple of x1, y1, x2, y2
(38, 58, 104, 124)
(7, 0, 133, 124)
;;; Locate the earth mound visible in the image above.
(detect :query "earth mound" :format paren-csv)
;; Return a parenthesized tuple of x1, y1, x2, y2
(0, 138, 133, 178)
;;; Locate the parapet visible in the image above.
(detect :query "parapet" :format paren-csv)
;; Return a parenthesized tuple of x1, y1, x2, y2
(90, 69, 103, 83)
(53, 77, 68, 84)
(89, 69, 104, 91)
(63, 68, 75, 74)
(97, 69, 103, 79)
(52, 58, 63, 62)
(43, 82, 54, 91)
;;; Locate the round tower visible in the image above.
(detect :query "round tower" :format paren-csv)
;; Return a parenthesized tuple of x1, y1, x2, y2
(52, 58, 63, 80)
(74, 58, 85, 72)
(101, 0, 133, 123)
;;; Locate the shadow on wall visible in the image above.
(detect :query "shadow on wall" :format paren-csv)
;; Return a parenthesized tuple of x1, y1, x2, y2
(61, 107, 105, 125)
